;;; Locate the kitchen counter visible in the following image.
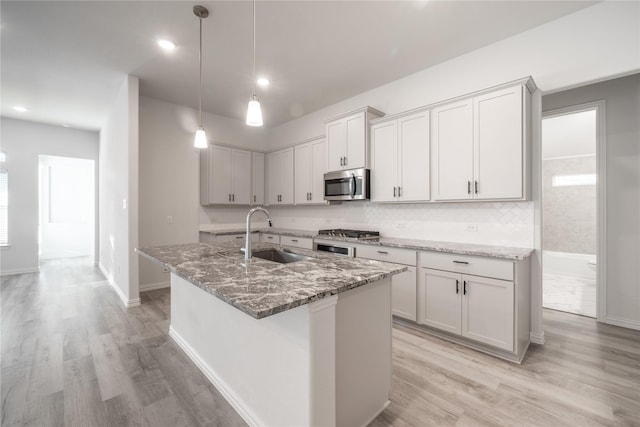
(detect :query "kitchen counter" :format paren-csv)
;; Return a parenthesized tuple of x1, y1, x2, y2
(136, 241, 406, 319)
(198, 226, 317, 238)
(314, 235, 534, 261)
(137, 240, 401, 426)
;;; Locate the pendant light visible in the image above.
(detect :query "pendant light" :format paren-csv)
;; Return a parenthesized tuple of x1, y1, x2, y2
(245, 0, 263, 127)
(193, 5, 209, 148)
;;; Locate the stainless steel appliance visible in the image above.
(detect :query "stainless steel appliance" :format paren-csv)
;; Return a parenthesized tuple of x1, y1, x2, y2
(323, 168, 370, 201)
(313, 229, 380, 257)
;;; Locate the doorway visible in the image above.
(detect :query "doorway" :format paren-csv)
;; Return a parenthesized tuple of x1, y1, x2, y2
(541, 106, 600, 318)
(38, 155, 96, 262)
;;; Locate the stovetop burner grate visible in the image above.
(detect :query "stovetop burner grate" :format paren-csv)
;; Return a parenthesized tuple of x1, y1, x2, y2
(317, 229, 380, 239)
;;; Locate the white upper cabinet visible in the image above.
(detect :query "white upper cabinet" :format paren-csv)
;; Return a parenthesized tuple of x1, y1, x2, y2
(473, 86, 524, 200)
(200, 145, 252, 205)
(371, 111, 430, 203)
(431, 81, 530, 201)
(326, 107, 384, 172)
(294, 137, 327, 205)
(267, 147, 294, 205)
(252, 152, 265, 205)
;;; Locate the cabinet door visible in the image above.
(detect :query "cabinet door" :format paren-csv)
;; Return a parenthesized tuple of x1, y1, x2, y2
(398, 112, 430, 202)
(345, 112, 365, 169)
(461, 275, 514, 351)
(231, 149, 251, 204)
(419, 268, 461, 335)
(267, 151, 280, 205)
(371, 121, 398, 202)
(209, 146, 232, 204)
(392, 266, 417, 321)
(310, 138, 327, 204)
(252, 152, 265, 205)
(473, 86, 523, 200)
(326, 120, 345, 172)
(431, 101, 473, 201)
(294, 143, 312, 204)
(279, 148, 295, 204)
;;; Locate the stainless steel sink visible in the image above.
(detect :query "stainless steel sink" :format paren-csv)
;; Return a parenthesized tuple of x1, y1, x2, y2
(252, 248, 313, 264)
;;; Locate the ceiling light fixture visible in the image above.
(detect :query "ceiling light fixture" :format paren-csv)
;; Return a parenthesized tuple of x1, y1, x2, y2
(157, 39, 176, 50)
(245, 0, 263, 127)
(193, 5, 209, 148)
(13, 105, 27, 112)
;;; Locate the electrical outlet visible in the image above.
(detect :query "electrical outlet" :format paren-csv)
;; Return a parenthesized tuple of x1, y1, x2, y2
(466, 224, 479, 232)
(167, 216, 173, 224)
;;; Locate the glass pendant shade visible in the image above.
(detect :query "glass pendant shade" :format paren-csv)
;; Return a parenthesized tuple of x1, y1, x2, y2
(194, 127, 208, 148)
(246, 95, 263, 127)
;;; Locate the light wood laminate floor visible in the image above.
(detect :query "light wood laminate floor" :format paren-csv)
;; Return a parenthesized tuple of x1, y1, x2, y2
(2, 258, 640, 426)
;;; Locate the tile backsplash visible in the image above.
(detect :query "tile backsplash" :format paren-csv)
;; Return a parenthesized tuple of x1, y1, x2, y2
(200, 201, 534, 248)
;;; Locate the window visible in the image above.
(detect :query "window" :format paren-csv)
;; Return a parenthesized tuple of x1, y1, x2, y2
(551, 173, 596, 187)
(0, 169, 7, 245)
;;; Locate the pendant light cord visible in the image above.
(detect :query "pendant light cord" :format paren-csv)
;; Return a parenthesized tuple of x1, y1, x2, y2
(252, 0, 256, 96)
(198, 15, 203, 126)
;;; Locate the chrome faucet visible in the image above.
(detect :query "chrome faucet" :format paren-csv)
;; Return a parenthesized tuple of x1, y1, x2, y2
(243, 206, 272, 261)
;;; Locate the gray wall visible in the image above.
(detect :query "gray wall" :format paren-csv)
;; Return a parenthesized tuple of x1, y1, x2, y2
(542, 155, 596, 254)
(543, 73, 640, 329)
(0, 117, 99, 275)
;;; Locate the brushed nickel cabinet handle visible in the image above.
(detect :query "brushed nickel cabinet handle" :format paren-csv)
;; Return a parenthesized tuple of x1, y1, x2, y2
(393, 187, 397, 197)
(453, 260, 469, 265)
(467, 181, 471, 195)
(475, 180, 478, 194)
(456, 279, 459, 294)
(291, 239, 298, 242)
(377, 250, 388, 255)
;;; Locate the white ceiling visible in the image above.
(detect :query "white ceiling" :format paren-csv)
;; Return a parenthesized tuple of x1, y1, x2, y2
(1, 1, 598, 131)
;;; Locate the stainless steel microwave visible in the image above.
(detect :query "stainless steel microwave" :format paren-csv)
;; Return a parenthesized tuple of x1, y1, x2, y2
(324, 168, 370, 201)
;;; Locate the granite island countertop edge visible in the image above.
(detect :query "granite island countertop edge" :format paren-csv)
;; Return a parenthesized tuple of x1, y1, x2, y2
(136, 242, 406, 319)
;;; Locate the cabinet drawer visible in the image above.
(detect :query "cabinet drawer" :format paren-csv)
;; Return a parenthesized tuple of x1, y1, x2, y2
(281, 236, 313, 250)
(420, 251, 513, 281)
(357, 245, 416, 266)
(261, 233, 281, 244)
(216, 233, 258, 243)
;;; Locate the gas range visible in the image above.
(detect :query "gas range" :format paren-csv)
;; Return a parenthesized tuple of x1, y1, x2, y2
(317, 229, 380, 240)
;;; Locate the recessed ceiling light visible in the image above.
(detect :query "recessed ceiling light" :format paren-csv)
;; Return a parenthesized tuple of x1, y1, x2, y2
(62, 123, 71, 128)
(157, 39, 176, 50)
(257, 77, 270, 87)
(13, 105, 27, 112)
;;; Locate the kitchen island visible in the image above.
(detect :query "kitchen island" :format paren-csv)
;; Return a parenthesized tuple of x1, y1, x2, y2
(137, 241, 406, 427)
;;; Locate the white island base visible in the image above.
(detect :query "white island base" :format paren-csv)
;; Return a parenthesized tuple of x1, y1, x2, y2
(169, 273, 392, 427)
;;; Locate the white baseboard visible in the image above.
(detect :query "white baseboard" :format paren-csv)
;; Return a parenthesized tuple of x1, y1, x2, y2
(139, 281, 170, 292)
(169, 326, 262, 427)
(0, 266, 40, 276)
(530, 331, 546, 345)
(98, 263, 141, 308)
(604, 316, 640, 331)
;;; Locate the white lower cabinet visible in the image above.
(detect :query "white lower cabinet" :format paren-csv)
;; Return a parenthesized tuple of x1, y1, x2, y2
(355, 245, 417, 321)
(419, 268, 513, 351)
(418, 251, 530, 362)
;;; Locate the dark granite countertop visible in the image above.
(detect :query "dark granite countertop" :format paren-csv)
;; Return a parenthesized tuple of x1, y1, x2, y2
(313, 236, 534, 261)
(136, 241, 406, 319)
(199, 227, 317, 238)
